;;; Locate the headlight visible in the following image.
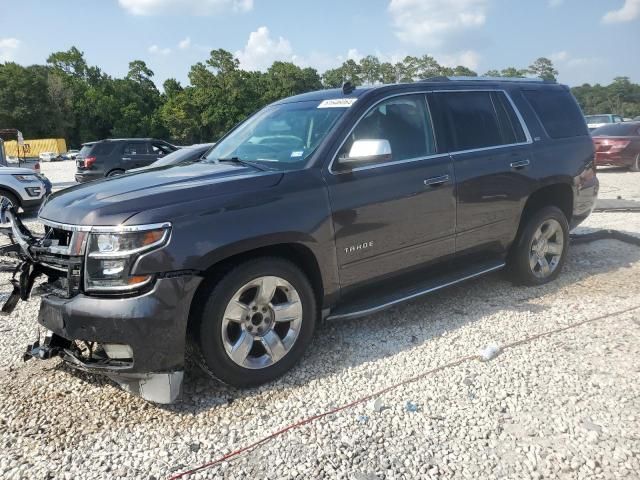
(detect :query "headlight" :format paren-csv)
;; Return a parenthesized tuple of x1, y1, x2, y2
(85, 225, 170, 292)
(13, 174, 38, 183)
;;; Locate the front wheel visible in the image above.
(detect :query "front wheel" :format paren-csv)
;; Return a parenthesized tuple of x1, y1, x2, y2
(508, 206, 569, 286)
(198, 258, 317, 387)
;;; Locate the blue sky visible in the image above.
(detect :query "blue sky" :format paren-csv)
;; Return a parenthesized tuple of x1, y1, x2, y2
(0, 0, 639, 87)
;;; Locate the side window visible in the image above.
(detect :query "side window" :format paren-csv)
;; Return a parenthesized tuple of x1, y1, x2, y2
(441, 91, 503, 151)
(492, 92, 527, 145)
(522, 88, 589, 139)
(337, 94, 436, 166)
(152, 143, 173, 155)
(123, 143, 147, 155)
(613, 116, 623, 123)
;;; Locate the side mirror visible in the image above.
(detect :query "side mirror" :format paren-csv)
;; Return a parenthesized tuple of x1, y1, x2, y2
(339, 139, 392, 170)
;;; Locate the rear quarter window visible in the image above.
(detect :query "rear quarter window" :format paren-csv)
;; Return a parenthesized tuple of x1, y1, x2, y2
(523, 89, 588, 139)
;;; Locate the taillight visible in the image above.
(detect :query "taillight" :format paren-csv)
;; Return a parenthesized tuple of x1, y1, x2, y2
(84, 156, 96, 168)
(34, 162, 41, 172)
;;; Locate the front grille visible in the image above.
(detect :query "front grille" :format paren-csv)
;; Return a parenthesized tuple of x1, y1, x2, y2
(32, 226, 85, 298)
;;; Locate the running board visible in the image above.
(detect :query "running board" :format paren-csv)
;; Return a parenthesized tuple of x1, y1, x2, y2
(327, 260, 505, 321)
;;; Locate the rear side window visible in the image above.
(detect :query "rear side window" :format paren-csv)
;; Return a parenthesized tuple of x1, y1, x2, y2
(441, 91, 504, 151)
(92, 143, 117, 155)
(523, 89, 588, 139)
(123, 143, 148, 155)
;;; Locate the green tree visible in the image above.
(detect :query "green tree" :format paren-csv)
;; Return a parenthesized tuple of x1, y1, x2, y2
(528, 57, 558, 81)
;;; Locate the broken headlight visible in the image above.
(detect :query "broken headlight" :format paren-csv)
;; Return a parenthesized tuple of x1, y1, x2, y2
(85, 225, 170, 292)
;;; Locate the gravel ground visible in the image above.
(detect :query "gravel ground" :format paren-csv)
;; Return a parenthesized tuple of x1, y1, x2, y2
(0, 164, 639, 479)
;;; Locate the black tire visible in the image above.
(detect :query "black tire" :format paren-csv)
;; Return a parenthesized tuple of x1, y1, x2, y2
(631, 154, 640, 172)
(508, 206, 569, 286)
(107, 169, 125, 177)
(0, 190, 20, 214)
(198, 257, 317, 387)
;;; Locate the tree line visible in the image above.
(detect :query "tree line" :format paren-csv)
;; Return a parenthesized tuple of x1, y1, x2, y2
(0, 47, 639, 147)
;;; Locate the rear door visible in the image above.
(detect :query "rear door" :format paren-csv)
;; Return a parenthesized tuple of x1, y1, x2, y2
(121, 141, 150, 170)
(325, 93, 456, 288)
(435, 90, 533, 256)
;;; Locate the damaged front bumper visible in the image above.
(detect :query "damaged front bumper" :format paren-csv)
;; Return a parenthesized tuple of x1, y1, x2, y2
(0, 206, 201, 404)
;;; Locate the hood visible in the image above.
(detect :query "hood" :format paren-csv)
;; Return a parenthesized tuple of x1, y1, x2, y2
(0, 166, 39, 175)
(39, 162, 283, 226)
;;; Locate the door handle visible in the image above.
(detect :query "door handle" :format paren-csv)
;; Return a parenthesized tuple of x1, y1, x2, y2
(423, 174, 450, 187)
(510, 159, 530, 169)
(122, 157, 131, 161)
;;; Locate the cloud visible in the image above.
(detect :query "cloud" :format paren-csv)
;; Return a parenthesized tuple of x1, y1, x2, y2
(603, 0, 640, 23)
(118, 0, 253, 16)
(0, 37, 20, 62)
(548, 0, 563, 7)
(388, 0, 488, 47)
(549, 51, 568, 62)
(235, 26, 294, 71)
(178, 37, 191, 49)
(437, 50, 481, 70)
(148, 44, 172, 55)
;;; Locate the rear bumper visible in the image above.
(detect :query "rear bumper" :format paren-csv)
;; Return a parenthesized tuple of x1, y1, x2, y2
(74, 171, 103, 183)
(36, 275, 202, 402)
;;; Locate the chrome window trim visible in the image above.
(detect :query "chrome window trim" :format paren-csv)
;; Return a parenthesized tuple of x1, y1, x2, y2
(328, 88, 532, 175)
(39, 218, 171, 233)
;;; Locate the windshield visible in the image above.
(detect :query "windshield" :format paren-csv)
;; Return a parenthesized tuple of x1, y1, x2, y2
(203, 100, 349, 170)
(585, 115, 611, 124)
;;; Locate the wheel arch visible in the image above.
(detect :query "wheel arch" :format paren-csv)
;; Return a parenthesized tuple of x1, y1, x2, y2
(0, 185, 22, 207)
(520, 182, 573, 228)
(186, 241, 326, 336)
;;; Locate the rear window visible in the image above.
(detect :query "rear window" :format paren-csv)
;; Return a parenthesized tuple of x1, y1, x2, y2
(585, 115, 611, 124)
(80, 143, 116, 156)
(440, 91, 526, 151)
(523, 89, 588, 139)
(591, 123, 640, 136)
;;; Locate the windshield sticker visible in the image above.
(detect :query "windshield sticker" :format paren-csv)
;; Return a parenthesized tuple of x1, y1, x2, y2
(318, 98, 357, 109)
(290, 151, 304, 158)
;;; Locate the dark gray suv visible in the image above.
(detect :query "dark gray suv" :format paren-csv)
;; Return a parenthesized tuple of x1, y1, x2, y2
(2, 77, 598, 403)
(75, 138, 177, 182)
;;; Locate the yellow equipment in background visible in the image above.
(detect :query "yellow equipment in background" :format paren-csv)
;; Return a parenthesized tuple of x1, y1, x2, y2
(4, 138, 68, 158)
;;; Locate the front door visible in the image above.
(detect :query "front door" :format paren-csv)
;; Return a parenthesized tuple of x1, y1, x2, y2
(121, 141, 150, 170)
(325, 93, 456, 288)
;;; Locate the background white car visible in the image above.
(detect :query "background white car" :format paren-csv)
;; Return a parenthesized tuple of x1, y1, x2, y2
(39, 152, 58, 162)
(0, 166, 47, 215)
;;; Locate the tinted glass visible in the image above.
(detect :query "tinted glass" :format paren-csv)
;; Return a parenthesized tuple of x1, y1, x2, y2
(492, 92, 527, 144)
(337, 94, 435, 166)
(523, 89, 588, 139)
(123, 143, 148, 155)
(442, 91, 503, 150)
(92, 143, 117, 155)
(79, 144, 94, 157)
(151, 143, 173, 155)
(591, 123, 640, 136)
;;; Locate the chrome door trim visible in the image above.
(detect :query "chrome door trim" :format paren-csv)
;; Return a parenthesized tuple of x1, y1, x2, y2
(328, 88, 532, 175)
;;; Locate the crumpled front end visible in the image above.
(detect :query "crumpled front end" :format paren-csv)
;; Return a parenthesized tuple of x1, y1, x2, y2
(0, 206, 201, 404)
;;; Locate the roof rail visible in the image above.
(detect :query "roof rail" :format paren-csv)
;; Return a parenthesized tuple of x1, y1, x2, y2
(421, 76, 553, 83)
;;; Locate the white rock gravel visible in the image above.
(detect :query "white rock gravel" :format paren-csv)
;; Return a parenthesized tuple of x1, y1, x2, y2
(0, 164, 639, 479)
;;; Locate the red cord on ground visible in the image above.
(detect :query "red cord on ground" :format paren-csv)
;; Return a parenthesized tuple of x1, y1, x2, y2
(167, 304, 640, 480)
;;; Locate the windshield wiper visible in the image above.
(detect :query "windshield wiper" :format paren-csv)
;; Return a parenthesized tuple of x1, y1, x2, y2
(217, 157, 268, 171)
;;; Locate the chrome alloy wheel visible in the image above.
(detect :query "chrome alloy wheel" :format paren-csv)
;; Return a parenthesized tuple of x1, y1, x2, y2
(529, 218, 564, 279)
(221, 276, 303, 369)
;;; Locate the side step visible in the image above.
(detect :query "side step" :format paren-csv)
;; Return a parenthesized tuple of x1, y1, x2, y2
(327, 259, 505, 321)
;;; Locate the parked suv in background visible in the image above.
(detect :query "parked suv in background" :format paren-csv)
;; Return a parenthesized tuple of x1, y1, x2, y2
(75, 138, 177, 182)
(0, 166, 46, 214)
(9, 78, 597, 403)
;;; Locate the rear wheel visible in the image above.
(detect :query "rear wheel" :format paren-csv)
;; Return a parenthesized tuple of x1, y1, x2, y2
(106, 169, 125, 177)
(508, 206, 569, 286)
(198, 258, 316, 387)
(631, 154, 640, 172)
